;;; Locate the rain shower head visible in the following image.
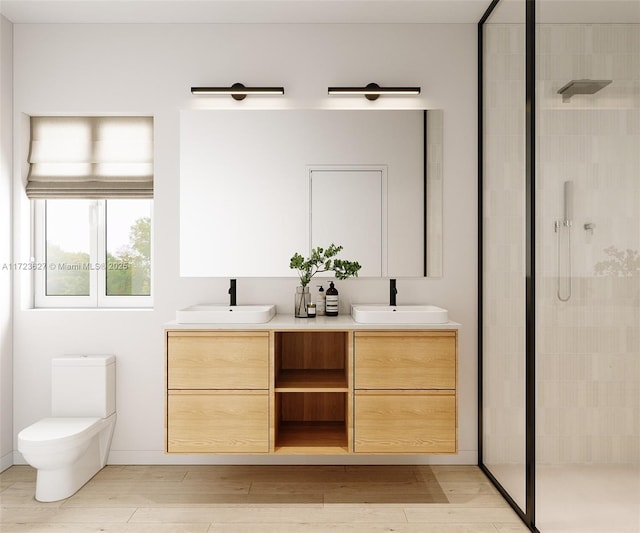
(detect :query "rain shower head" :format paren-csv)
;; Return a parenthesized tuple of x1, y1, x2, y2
(558, 79, 612, 102)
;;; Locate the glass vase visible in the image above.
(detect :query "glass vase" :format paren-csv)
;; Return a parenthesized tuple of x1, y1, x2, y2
(294, 286, 310, 318)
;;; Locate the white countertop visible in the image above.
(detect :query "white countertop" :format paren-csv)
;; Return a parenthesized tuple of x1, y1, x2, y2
(165, 314, 460, 330)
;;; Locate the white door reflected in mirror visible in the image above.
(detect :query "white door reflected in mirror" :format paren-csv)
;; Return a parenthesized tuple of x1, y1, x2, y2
(310, 167, 386, 277)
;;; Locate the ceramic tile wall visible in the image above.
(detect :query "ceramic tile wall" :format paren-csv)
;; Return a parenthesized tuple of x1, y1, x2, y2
(536, 23, 640, 464)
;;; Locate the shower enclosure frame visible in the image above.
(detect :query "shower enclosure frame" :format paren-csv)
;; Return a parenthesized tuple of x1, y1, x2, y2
(478, 0, 538, 530)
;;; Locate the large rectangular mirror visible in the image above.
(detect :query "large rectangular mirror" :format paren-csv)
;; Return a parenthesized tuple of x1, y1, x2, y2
(180, 109, 442, 278)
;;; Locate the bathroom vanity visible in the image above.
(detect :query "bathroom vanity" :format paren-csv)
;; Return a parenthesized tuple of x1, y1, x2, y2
(164, 316, 458, 455)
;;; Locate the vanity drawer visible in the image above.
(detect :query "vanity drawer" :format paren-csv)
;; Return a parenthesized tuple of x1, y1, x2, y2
(354, 391, 456, 453)
(167, 391, 269, 453)
(167, 331, 269, 390)
(354, 331, 456, 390)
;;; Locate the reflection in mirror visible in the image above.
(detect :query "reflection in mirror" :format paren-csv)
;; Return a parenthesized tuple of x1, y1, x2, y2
(310, 166, 387, 277)
(180, 110, 442, 278)
(426, 109, 443, 277)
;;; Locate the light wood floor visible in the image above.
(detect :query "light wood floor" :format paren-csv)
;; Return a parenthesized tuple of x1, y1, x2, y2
(1, 464, 529, 532)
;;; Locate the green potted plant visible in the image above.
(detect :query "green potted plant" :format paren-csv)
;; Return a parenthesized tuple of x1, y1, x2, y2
(289, 244, 361, 317)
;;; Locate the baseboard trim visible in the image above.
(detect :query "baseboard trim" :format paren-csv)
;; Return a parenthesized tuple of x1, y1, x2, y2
(0, 451, 13, 472)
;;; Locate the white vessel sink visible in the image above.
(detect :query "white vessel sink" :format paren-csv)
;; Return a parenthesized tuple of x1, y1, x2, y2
(351, 304, 449, 324)
(176, 304, 276, 324)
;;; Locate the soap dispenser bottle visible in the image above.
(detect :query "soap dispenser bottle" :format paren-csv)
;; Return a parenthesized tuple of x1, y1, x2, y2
(326, 281, 339, 316)
(316, 285, 326, 316)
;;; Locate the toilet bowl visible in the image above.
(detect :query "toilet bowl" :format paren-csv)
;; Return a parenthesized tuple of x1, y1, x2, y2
(17, 355, 117, 502)
(18, 414, 116, 502)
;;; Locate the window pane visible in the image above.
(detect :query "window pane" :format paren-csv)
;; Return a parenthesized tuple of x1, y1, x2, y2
(105, 200, 151, 296)
(45, 200, 92, 296)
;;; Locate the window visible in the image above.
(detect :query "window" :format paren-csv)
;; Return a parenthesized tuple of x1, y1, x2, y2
(34, 199, 152, 308)
(27, 116, 153, 308)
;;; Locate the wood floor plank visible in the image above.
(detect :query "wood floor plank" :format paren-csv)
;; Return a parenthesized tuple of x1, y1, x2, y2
(71, 480, 251, 495)
(443, 494, 514, 507)
(404, 506, 524, 524)
(249, 480, 434, 495)
(437, 480, 502, 496)
(0, 466, 35, 482)
(206, 524, 502, 533)
(0, 507, 136, 524)
(94, 465, 189, 482)
(323, 491, 449, 504)
(184, 465, 346, 481)
(428, 466, 492, 482)
(0, 525, 210, 533)
(494, 526, 532, 532)
(62, 492, 323, 507)
(0, 484, 66, 508)
(183, 465, 422, 483)
(129, 506, 408, 524)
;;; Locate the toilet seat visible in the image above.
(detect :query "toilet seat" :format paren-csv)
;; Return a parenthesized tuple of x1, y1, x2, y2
(18, 417, 102, 451)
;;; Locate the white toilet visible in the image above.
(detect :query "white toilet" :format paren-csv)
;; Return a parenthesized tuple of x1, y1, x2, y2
(18, 355, 117, 502)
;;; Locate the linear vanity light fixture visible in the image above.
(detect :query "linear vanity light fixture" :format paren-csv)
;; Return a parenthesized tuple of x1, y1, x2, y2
(190, 82, 285, 101)
(327, 82, 421, 101)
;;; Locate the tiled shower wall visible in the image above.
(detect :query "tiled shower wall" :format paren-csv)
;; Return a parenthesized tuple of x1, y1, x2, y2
(536, 24, 640, 464)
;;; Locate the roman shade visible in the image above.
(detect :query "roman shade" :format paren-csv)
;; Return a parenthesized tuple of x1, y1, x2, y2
(26, 116, 153, 198)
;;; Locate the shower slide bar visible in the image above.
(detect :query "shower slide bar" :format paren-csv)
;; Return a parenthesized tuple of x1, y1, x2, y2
(555, 180, 573, 302)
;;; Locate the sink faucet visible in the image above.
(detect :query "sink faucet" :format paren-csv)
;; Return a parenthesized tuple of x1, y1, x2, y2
(390, 278, 397, 306)
(229, 279, 237, 306)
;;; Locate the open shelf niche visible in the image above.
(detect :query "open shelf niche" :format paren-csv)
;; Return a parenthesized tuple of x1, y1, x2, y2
(273, 331, 352, 453)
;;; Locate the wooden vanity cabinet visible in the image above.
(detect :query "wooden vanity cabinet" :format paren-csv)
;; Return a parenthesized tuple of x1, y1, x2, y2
(165, 327, 457, 456)
(353, 331, 457, 454)
(166, 331, 270, 453)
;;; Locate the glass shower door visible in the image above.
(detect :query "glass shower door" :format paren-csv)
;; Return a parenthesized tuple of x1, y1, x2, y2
(482, 0, 528, 515)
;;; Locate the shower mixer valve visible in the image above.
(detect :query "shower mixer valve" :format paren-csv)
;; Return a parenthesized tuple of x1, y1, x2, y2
(555, 219, 572, 232)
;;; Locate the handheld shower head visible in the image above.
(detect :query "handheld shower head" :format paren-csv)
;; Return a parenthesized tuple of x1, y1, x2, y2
(563, 180, 573, 226)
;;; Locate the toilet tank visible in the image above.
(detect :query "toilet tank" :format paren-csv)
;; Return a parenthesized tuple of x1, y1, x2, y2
(51, 355, 116, 418)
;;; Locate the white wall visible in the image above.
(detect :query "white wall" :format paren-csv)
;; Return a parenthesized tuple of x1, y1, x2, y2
(0, 14, 13, 472)
(12, 23, 478, 465)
